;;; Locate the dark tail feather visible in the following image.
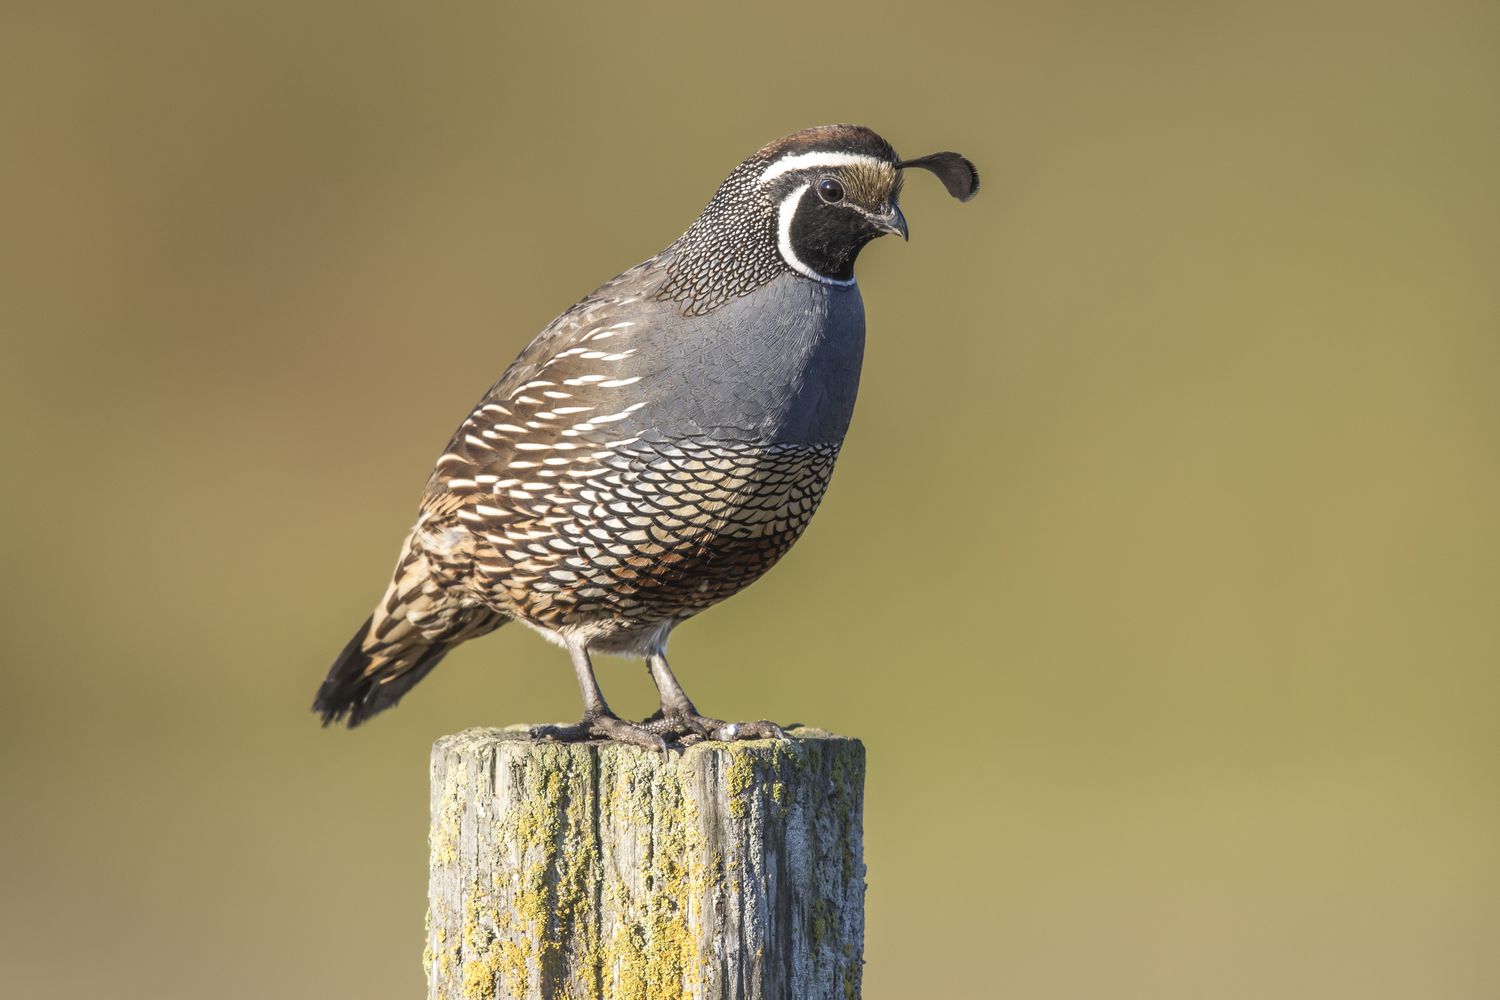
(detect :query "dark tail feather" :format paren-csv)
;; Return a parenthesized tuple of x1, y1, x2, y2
(312, 616, 454, 728)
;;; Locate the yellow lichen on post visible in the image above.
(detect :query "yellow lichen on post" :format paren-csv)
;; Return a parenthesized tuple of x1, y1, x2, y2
(426, 727, 865, 1000)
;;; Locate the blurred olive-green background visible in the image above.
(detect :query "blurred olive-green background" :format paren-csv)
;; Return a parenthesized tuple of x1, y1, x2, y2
(3, 2, 1497, 997)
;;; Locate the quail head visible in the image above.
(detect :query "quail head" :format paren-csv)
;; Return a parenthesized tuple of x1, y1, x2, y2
(314, 124, 979, 749)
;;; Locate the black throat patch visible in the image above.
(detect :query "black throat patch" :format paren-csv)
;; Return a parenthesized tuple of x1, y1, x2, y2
(786, 186, 884, 283)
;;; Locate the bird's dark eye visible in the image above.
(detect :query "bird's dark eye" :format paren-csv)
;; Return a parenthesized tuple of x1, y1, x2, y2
(816, 177, 845, 203)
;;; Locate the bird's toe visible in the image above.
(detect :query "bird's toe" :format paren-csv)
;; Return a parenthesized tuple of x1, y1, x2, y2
(643, 710, 787, 744)
(589, 714, 669, 753)
(529, 721, 590, 743)
(714, 719, 787, 742)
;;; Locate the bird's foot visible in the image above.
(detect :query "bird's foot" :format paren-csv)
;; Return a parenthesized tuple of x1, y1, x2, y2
(530, 712, 668, 753)
(641, 709, 787, 746)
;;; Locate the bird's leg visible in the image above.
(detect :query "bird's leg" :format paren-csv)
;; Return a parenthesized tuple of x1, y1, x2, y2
(530, 640, 666, 752)
(640, 652, 786, 744)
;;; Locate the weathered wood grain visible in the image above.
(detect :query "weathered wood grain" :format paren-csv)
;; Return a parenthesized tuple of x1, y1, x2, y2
(426, 726, 865, 1000)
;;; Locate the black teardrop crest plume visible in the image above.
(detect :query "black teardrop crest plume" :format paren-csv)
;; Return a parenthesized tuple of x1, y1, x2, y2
(897, 152, 980, 202)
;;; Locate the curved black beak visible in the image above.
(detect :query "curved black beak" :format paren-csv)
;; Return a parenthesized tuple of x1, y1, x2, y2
(871, 203, 909, 241)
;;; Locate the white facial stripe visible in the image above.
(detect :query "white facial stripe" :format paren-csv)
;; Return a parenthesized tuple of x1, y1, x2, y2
(775, 183, 857, 287)
(758, 151, 886, 185)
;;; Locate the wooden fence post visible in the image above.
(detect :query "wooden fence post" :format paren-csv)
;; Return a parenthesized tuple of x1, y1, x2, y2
(425, 726, 865, 1000)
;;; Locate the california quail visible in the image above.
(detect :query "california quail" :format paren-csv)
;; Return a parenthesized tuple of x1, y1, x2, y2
(314, 124, 978, 749)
